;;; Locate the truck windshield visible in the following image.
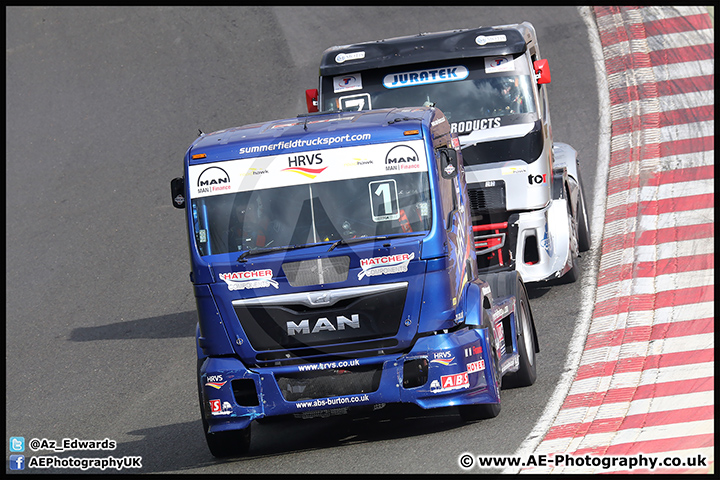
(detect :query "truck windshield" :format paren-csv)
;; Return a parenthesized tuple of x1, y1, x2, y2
(188, 141, 433, 257)
(321, 55, 539, 164)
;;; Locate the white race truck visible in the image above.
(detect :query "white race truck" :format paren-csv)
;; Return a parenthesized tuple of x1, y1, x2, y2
(306, 22, 591, 283)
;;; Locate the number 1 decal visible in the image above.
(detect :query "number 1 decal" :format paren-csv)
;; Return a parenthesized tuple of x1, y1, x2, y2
(369, 179, 400, 221)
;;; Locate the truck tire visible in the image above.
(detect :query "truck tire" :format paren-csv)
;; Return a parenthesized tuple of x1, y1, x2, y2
(576, 172, 591, 252)
(561, 194, 580, 284)
(485, 271, 538, 388)
(502, 277, 538, 388)
(459, 311, 501, 421)
(198, 359, 251, 458)
(203, 424, 251, 458)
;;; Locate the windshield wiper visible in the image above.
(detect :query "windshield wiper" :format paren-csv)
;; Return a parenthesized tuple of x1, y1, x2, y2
(237, 242, 330, 262)
(327, 232, 425, 252)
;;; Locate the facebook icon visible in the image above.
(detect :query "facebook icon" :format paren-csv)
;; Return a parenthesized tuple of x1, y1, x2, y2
(9, 455, 25, 470)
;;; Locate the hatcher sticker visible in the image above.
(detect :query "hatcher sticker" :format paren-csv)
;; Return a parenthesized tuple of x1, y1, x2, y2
(219, 269, 279, 290)
(430, 372, 470, 393)
(334, 73, 363, 93)
(209, 399, 233, 416)
(358, 252, 414, 280)
(485, 55, 515, 74)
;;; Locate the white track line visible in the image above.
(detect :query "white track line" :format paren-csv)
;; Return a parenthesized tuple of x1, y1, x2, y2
(501, 7, 611, 472)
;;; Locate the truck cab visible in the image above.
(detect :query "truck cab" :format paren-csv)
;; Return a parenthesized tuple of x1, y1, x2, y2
(306, 22, 590, 283)
(171, 107, 538, 457)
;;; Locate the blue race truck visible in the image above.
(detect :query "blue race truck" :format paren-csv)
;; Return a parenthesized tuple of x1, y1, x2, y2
(170, 107, 538, 457)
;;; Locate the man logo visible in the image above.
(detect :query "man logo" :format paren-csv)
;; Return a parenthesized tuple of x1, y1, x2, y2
(197, 166, 230, 187)
(385, 145, 419, 165)
(287, 314, 360, 336)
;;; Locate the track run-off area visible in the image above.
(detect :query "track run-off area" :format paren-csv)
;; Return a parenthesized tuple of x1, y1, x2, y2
(509, 6, 714, 474)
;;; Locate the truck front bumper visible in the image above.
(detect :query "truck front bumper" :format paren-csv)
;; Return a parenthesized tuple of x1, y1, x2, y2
(199, 327, 498, 433)
(512, 201, 572, 283)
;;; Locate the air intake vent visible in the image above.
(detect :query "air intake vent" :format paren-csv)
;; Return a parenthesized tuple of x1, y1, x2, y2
(277, 366, 382, 401)
(282, 256, 350, 287)
(467, 181, 506, 216)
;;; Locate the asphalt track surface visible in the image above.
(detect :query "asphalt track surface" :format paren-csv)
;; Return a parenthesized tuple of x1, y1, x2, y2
(6, 7, 600, 474)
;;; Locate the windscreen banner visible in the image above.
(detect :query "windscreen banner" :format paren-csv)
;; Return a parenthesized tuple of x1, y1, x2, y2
(188, 139, 428, 199)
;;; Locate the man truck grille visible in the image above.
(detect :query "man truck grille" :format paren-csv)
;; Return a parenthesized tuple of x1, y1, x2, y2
(232, 283, 407, 365)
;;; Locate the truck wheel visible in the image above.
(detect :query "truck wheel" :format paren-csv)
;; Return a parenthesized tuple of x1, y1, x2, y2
(459, 313, 501, 421)
(204, 424, 251, 458)
(198, 359, 251, 458)
(503, 278, 537, 388)
(576, 172, 591, 252)
(561, 194, 580, 284)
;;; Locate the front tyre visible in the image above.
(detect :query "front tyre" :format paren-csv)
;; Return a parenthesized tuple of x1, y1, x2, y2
(577, 171, 592, 252)
(560, 194, 580, 284)
(503, 278, 537, 388)
(459, 313, 502, 421)
(204, 425, 251, 458)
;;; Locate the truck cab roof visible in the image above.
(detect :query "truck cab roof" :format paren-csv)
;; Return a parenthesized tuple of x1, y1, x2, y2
(319, 23, 539, 77)
(188, 107, 442, 164)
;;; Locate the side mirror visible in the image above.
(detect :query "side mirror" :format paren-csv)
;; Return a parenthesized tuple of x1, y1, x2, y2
(533, 59, 551, 85)
(305, 89, 319, 113)
(170, 177, 185, 209)
(439, 148, 458, 179)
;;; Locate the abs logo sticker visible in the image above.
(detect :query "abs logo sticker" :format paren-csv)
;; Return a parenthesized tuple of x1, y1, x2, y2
(219, 269, 279, 290)
(197, 166, 232, 194)
(383, 66, 468, 89)
(358, 253, 414, 280)
(430, 372, 470, 393)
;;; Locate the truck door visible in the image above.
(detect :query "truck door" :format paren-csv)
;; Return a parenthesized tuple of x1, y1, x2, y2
(436, 148, 468, 308)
